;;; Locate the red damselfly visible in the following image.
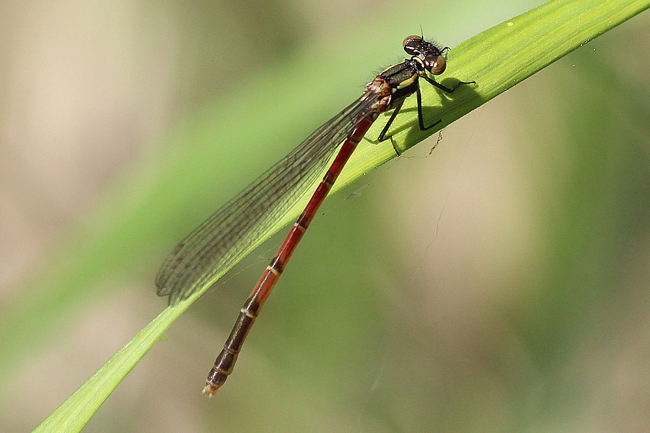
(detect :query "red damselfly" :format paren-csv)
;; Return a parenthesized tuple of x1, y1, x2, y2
(155, 35, 473, 395)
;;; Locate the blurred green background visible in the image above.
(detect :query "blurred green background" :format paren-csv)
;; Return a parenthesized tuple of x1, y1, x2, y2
(2, 0, 650, 432)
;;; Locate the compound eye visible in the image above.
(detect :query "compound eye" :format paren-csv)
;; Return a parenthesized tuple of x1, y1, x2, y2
(425, 54, 446, 75)
(403, 35, 422, 55)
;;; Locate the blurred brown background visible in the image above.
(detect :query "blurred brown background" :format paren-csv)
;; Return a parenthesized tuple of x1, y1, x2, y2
(2, 0, 650, 432)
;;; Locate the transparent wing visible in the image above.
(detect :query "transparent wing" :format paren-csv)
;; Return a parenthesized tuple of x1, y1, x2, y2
(156, 92, 380, 304)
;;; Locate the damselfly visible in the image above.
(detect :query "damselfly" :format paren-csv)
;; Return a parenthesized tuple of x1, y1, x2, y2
(155, 35, 474, 395)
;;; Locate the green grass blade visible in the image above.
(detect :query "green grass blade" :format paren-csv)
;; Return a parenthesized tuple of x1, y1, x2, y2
(31, 0, 650, 431)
